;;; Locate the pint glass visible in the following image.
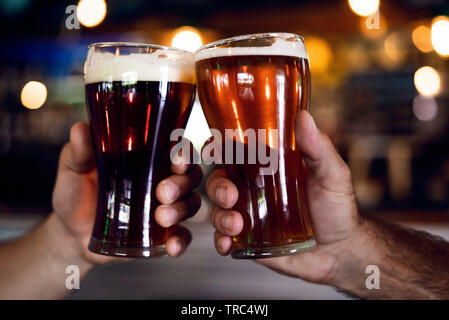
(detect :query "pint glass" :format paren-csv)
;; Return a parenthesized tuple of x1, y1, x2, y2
(84, 43, 195, 257)
(195, 33, 315, 258)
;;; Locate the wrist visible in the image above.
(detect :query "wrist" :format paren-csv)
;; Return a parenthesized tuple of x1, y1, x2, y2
(329, 217, 380, 290)
(42, 214, 94, 275)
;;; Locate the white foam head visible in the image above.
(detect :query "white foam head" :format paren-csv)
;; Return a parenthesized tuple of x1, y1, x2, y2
(84, 47, 195, 84)
(195, 38, 308, 61)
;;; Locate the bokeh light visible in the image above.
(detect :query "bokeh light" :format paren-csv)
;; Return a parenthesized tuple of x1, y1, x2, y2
(348, 0, 379, 17)
(431, 16, 449, 57)
(412, 25, 433, 53)
(304, 36, 332, 74)
(171, 27, 203, 52)
(413, 95, 438, 121)
(346, 44, 371, 72)
(77, 0, 107, 28)
(384, 32, 406, 63)
(20, 81, 47, 110)
(414, 66, 440, 96)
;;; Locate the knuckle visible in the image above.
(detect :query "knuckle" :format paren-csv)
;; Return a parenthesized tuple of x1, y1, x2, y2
(205, 169, 225, 188)
(210, 206, 220, 228)
(339, 161, 352, 180)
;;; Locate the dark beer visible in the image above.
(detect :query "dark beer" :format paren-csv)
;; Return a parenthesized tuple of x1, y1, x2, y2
(84, 43, 195, 257)
(195, 34, 315, 258)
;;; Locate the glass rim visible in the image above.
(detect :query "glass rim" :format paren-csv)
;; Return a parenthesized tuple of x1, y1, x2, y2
(196, 32, 304, 52)
(88, 42, 193, 54)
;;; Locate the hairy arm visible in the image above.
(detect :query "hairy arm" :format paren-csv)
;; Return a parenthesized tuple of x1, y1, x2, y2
(207, 111, 449, 300)
(334, 217, 449, 299)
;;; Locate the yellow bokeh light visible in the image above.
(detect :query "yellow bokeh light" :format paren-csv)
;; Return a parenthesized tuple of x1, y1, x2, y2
(21, 81, 47, 110)
(414, 66, 440, 96)
(431, 16, 449, 57)
(77, 0, 107, 28)
(171, 27, 203, 52)
(384, 32, 406, 63)
(304, 36, 332, 74)
(412, 25, 433, 53)
(348, 0, 380, 17)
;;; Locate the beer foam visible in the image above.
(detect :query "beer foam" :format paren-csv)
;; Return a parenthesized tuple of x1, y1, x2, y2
(195, 39, 308, 61)
(85, 50, 195, 84)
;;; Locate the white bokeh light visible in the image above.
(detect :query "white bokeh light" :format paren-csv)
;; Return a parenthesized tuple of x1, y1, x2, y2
(77, 0, 107, 28)
(171, 28, 203, 52)
(414, 66, 440, 96)
(348, 0, 379, 17)
(431, 16, 449, 57)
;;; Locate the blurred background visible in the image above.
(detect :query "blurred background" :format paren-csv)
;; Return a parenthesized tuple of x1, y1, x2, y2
(0, 0, 449, 299)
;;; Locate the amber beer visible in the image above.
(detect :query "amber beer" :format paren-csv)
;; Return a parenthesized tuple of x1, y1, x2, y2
(84, 43, 195, 257)
(195, 33, 315, 258)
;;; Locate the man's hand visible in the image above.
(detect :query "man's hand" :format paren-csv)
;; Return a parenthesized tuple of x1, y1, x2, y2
(0, 122, 201, 299)
(206, 110, 363, 285)
(52, 122, 202, 266)
(206, 110, 449, 299)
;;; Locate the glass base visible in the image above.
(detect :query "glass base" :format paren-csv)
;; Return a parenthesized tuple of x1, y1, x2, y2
(88, 237, 167, 258)
(231, 238, 316, 259)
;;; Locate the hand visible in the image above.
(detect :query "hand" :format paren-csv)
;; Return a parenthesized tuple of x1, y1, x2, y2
(206, 110, 364, 285)
(51, 122, 202, 266)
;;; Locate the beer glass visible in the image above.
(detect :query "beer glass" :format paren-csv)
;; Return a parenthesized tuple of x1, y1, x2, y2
(195, 33, 315, 258)
(84, 43, 196, 257)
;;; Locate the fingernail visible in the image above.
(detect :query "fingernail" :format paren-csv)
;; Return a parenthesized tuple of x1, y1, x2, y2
(162, 182, 178, 202)
(216, 186, 227, 205)
(222, 214, 233, 232)
(161, 206, 177, 226)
